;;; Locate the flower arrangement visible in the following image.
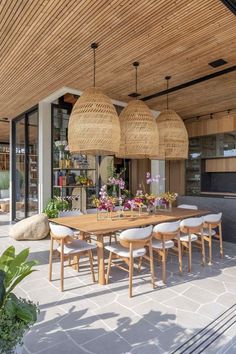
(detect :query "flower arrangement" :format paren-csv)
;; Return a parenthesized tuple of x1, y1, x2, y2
(92, 185, 116, 213)
(161, 191, 178, 204)
(108, 176, 125, 190)
(146, 172, 160, 185)
(55, 140, 68, 151)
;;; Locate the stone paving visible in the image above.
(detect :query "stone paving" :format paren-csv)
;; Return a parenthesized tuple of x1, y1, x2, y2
(0, 213, 236, 354)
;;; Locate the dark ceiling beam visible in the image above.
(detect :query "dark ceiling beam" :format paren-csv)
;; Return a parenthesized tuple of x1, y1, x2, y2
(141, 65, 236, 102)
(220, 0, 236, 15)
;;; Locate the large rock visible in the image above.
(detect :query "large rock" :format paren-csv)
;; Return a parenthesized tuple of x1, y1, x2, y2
(9, 213, 50, 240)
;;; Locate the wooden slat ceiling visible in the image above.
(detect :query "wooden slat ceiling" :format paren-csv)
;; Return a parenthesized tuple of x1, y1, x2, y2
(0, 0, 235, 119)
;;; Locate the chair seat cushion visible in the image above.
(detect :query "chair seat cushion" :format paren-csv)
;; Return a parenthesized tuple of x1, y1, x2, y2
(198, 228, 216, 237)
(180, 233, 198, 242)
(105, 244, 146, 258)
(152, 239, 174, 249)
(57, 239, 96, 255)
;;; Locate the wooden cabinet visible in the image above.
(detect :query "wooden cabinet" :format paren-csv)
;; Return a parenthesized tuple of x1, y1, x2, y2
(206, 157, 236, 172)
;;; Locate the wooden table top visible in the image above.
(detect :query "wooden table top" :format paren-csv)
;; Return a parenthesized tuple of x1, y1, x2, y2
(50, 208, 209, 235)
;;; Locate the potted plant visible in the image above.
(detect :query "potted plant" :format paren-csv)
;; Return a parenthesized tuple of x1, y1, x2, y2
(43, 197, 69, 218)
(0, 246, 39, 354)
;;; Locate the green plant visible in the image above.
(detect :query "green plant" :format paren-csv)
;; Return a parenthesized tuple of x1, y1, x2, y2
(43, 197, 69, 218)
(0, 246, 39, 354)
(0, 171, 9, 190)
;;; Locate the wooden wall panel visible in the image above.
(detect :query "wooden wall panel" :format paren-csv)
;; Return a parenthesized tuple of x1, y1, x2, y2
(130, 159, 151, 195)
(185, 113, 236, 138)
(165, 160, 185, 195)
(206, 158, 236, 172)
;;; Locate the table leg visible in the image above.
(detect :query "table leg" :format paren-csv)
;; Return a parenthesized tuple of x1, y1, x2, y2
(96, 234, 105, 285)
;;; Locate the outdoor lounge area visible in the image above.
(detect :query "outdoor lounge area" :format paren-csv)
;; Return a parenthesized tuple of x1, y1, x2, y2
(1, 1, 236, 353)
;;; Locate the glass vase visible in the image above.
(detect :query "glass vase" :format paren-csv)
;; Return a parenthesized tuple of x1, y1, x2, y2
(59, 150, 65, 169)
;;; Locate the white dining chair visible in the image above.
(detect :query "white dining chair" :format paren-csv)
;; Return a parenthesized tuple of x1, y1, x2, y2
(180, 217, 205, 272)
(58, 209, 87, 240)
(105, 225, 155, 297)
(152, 221, 182, 283)
(86, 208, 97, 214)
(178, 204, 198, 210)
(201, 212, 223, 264)
(49, 223, 96, 291)
(58, 209, 83, 217)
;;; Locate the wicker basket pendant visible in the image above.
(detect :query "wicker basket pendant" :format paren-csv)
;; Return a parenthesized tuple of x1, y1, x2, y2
(68, 87, 121, 155)
(117, 100, 159, 159)
(156, 109, 188, 160)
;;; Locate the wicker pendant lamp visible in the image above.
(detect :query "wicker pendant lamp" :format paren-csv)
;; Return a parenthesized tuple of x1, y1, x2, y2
(155, 76, 188, 160)
(117, 62, 159, 159)
(68, 43, 120, 156)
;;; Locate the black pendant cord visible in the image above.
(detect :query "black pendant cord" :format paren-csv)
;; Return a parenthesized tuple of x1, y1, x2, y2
(91, 42, 98, 87)
(165, 75, 171, 110)
(133, 61, 139, 99)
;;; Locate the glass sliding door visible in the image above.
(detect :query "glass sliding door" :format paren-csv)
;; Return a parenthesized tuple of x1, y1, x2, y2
(12, 107, 38, 220)
(27, 110, 38, 216)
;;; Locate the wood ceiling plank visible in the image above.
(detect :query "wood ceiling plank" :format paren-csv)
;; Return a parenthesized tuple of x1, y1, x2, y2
(0, 0, 235, 119)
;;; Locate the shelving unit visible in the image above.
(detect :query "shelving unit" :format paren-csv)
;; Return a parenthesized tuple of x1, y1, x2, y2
(185, 138, 201, 196)
(52, 166, 97, 211)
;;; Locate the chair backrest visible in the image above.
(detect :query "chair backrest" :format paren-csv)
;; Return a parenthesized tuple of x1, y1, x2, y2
(178, 204, 198, 210)
(119, 225, 153, 249)
(203, 212, 222, 224)
(153, 220, 180, 235)
(86, 208, 97, 214)
(49, 222, 74, 239)
(180, 217, 203, 231)
(58, 209, 83, 217)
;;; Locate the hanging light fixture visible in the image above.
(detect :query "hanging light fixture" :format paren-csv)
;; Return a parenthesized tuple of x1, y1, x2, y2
(68, 43, 120, 156)
(155, 76, 188, 160)
(117, 62, 159, 159)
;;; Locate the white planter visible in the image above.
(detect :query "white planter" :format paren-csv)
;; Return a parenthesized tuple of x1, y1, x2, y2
(14, 344, 23, 354)
(0, 189, 9, 199)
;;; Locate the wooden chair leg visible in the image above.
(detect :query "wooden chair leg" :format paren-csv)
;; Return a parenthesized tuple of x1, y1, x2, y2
(219, 223, 224, 258)
(60, 240, 64, 292)
(88, 250, 96, 283)
(49, 236, 54, 282)
(177, 234, 182, 274)
(149, 243, 156, 289)
(129, 253, 134, 298)
(201, 230, 206, 266)
(77, 255, 80, 272)
(208, 225, 212, 265)
(138, 256, 143, 273)
(162, 246, 167, 284)
(106, 252, 113, 284)
(109, 234, 112, 245)
(188, 234, 192, 273)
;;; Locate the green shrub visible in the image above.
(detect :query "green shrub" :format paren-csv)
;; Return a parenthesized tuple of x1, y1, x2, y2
(0, 247, 39, 354)
(43, 197, 69, 218)
(0, 171, 9, 190)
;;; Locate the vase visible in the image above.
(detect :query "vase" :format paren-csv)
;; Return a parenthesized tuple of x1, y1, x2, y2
(59, 150, 65, 169)
(97, 209, 111, 220)
(147, 205, 154, 215)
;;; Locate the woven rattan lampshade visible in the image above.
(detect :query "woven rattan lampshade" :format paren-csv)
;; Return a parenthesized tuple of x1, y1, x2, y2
(116, 99, 159, 159)
(155, 109, 188, 160)
(68, 87, 121, 156)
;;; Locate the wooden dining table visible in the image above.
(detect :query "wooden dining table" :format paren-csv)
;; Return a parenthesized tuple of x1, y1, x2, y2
(50, 207, 209, 285)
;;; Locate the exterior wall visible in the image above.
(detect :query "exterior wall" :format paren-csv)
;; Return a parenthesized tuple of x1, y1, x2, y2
(38, 102, 52, 212)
